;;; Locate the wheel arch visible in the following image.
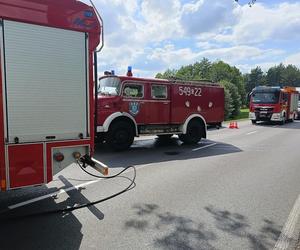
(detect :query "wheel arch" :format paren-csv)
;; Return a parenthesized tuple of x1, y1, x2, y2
(101, 112, 138, 136)
(181, 114, 207, 138)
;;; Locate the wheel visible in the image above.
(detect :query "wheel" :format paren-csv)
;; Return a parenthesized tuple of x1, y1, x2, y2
(251, 120, 256, 124)
(95, 133, 105, 144)
(107, 121, 134, 151)
(179, 120, 203, 144)
(157, 134, 173, 140)
(280, 114, 286, 125)
(290, 114, 295, 122)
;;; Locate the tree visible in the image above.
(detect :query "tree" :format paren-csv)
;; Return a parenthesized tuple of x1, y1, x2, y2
(223, 86, 234, 119)
(282, 65, 300, 86)
(155, 69, 177, 79)
(235, 0, 256, 7)
(266, 64, 285, 86)
(221, 80, 241, 117)
(245, 66, 265, 94)
(210, 61, 246, 105)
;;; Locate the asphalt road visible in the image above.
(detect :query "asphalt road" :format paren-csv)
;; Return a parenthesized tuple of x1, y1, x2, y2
(0, 120, 300, 250)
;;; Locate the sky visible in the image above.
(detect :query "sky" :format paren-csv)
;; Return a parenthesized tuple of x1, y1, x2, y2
(84, 0, 300, 77)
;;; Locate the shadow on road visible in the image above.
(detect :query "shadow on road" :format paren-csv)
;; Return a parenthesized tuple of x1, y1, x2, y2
(124, 203, 282, 250)
(94, 137, 242, 169)
(205, 205, 281, 250)
(0, 175, 105, 250)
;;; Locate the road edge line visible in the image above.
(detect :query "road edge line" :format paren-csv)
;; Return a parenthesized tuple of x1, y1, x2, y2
(274, 194, 300, 250)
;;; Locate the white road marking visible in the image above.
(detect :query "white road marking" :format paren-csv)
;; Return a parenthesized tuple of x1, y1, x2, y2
(8, 180, 100, 210)
(192, 143, 217, 152)
(273, 194, 300, 250)
(246, 131, 257, 135)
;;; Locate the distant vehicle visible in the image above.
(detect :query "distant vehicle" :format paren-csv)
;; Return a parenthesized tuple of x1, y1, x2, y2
(249, 86, 299, 125)
(96, 70, 225, 150)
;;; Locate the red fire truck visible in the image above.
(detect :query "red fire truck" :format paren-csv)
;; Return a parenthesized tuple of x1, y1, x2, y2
(249, 86, 299, 124)
(0, 0, 103, 191)
(96, 71, 224, 150)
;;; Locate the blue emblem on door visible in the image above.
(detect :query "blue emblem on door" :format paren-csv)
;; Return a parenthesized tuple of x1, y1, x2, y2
(129, 102, 140, 116)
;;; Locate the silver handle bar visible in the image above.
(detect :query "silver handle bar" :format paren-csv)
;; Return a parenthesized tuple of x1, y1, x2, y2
(89, 0, 104, 53)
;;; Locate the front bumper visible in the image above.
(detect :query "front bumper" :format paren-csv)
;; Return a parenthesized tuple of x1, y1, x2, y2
(249, 112, 283, 121)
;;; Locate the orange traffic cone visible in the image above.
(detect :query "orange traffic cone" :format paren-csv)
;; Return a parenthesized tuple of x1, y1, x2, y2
(229, 122, 235, 129)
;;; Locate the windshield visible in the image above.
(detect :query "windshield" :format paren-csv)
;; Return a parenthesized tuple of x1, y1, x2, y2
(251, 91, 280, 104)
(98, 77, 121, 96)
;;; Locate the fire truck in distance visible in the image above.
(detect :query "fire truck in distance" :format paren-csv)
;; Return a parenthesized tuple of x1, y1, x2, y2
(249, 86, 299, 125)
(0, 0, 103, 191)
(96, 70, 225, 150)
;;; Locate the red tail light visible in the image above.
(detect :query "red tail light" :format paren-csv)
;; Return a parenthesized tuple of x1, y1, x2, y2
(53, 152, 64, 162)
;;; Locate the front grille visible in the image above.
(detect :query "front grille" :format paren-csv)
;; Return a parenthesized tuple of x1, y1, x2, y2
(254, 107, 274, 112)
(254, 107, 274, 120)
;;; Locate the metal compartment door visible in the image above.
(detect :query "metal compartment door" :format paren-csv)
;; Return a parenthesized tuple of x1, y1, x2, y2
(8, 143, 44, 188)
(2, 20, 88, 143)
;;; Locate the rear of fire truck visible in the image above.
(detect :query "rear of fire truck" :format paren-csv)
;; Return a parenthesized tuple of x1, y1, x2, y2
(0, 0, 103, 191)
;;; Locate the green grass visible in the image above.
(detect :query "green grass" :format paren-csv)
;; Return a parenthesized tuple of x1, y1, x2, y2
(225, 108, 249, 122)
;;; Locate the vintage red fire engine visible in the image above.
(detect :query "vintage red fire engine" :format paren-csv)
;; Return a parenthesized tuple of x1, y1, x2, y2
(96, 69, 225, 150)
(0, 0, 103, 191)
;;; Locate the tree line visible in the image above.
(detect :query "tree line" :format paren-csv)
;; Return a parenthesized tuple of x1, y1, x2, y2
(156, 59, 300, 119)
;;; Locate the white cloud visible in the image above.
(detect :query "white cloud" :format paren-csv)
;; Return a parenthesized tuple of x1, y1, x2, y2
(144, 44, 283, 74)
(284, 52, 300, 68)
(215, 2, 300, 45)
(88, 0, 300, 77)
(181, 0, 241, 35)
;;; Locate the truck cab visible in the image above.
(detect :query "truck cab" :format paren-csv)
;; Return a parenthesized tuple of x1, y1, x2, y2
(96, 74, 224, 150)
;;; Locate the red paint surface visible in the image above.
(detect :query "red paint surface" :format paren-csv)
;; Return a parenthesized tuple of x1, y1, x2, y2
(0, 0, 101, 51)
(9, 144, 44, 188)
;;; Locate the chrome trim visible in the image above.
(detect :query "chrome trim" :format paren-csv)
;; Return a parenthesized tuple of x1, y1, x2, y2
(0, 19, 8, 142)
(43, 142, 47, 184)
(5, 145, 9, 190)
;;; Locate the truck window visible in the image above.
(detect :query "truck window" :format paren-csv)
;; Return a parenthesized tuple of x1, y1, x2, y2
(98, 77, 121, 96)
(123, 84, 144, 98)
(151, 85, 167, 99)
(252, 91, 280, 104)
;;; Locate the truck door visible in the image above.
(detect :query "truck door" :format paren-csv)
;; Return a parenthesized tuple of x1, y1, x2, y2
(146, 84, 170, 124)
(121, 82, 147, 124)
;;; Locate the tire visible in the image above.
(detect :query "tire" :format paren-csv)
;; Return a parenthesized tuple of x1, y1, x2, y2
(95, 133, 105, 144)
(107, 121, 134, 151)
(280, 113, 286, 125)
(291, 114, 295, 122)
(251, 120, 256, 124)
(179, 120, 203, 144)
